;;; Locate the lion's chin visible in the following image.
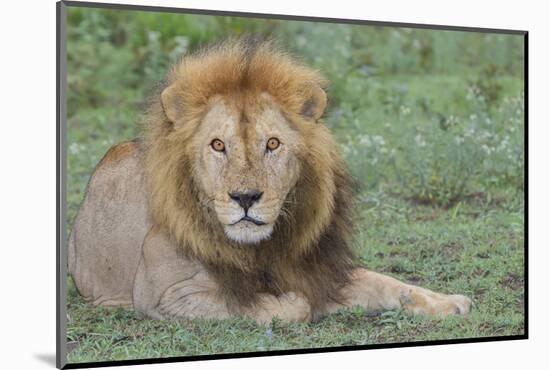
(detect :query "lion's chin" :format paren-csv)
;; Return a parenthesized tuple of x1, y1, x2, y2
(223, 222, 274, 244)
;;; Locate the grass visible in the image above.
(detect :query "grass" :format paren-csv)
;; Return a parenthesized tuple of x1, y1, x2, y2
(65, 7, 525, 364)
(67, 195, 524, 363)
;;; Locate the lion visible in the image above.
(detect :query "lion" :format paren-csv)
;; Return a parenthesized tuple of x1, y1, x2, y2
(69, 38, 471, 324)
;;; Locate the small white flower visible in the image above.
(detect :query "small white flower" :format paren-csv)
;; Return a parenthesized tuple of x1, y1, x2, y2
(69, 143, 80, 155)
(359, 135, 372, 147)
(481, 130, 492, 139)
(481, 144, 494, 155)
(447, 115, 460, 126)
(414, 134, 426, 147)
(148, 31, 160, 42)
(466, 85, 480, 101)
(373, 135, 386, 146)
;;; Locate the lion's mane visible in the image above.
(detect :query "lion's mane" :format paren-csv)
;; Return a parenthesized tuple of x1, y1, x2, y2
(143, 38, 357, 315)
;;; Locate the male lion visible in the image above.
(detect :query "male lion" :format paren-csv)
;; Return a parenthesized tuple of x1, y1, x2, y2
(69, 39, 471, 324)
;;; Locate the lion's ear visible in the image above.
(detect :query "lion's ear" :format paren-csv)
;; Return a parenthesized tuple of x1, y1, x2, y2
(160, 84, 183, 124)
(300, 85, 327, 122)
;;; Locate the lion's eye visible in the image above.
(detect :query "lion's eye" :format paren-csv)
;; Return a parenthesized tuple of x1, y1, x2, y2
(266, 137, 280, 151)
(211, 139, 225, 152)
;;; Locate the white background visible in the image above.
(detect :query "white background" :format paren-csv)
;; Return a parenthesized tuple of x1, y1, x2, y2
(0, 0, 546, 369)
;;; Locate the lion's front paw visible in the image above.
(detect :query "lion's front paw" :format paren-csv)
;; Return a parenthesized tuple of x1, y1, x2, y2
(425, 293, 472, 316)
(251, 291, 312, 324)
(444, 294, 473, 315)
(278, 292, 312, 321)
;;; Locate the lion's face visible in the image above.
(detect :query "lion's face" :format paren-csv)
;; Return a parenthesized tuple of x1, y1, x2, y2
(192, 94, 302, 244)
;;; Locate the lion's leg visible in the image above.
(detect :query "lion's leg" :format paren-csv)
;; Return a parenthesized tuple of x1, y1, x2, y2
(132, 226, 229, 320)
(325, 268, 471, 317)
(133, 227, 311, 324)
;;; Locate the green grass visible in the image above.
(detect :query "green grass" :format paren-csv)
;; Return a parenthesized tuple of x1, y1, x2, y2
(65, 7, 525, 364)
(67, 196, 524, 363)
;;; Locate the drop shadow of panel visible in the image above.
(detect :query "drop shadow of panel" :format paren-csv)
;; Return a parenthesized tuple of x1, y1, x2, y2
(34, 353, 57, 367)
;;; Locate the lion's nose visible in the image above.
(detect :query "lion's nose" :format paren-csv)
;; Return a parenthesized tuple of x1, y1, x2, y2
(228, 190, 263, 211)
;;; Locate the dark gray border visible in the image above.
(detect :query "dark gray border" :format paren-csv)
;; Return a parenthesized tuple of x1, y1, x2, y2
(57, 1, 68, 368)
(57, 1, 528, 369)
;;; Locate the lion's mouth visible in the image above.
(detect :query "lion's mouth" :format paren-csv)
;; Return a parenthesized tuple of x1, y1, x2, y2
(229, 215, 266, 226)
(223, 215, 274, 244)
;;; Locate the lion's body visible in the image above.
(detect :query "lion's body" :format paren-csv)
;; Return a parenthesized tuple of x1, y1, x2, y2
(69, 38, 471, 323)
(69, 140, 150, 307)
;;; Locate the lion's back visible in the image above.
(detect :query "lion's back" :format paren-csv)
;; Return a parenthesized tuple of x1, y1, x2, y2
(69, 139, 152, 307)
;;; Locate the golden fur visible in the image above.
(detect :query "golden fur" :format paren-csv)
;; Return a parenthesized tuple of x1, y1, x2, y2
(143, 38, 356, 314)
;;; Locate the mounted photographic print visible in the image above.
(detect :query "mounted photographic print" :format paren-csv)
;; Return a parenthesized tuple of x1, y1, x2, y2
(56, 1, 527, 368)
